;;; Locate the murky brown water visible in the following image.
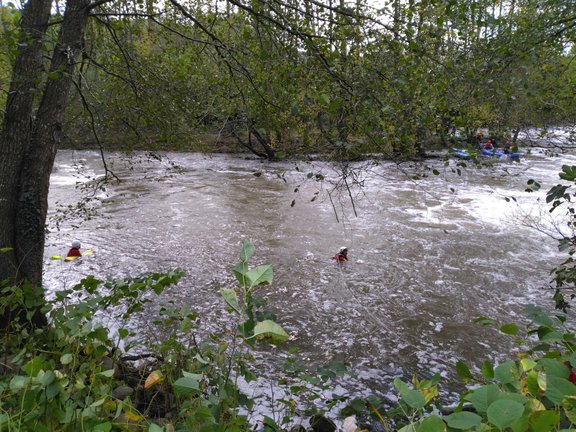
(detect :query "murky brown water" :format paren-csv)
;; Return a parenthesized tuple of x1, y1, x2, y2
(45, 148, 575, 406)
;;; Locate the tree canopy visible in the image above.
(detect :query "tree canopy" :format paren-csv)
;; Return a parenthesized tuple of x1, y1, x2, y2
(3, 0, 575, 160)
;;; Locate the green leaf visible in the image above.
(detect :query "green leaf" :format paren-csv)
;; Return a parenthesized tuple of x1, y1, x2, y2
(464, 385, 502, 413)
(10, 375, 31, 391)
(500, 323, 518, 335)
(559, 165, 576, 181)
(546, 377, 576, 404)
(90, 398, 107, 407)
(23, 356, 43, 377)
(92, 422, 113, 432)
(220, 288, 241, 314)
(481, 361, 494, 380)
(444, 411, 482, 429)
(147, 423, 163, 432)
(319, 94, 330, 106)
(239, 240, 253, 262)
(524, 305, 556, 327)
(520, 358, 537, 373)
(494, 361, 519, 384)
(38, 370, 55, 386)
(562, 396, 576, 424)
(486, 399, 525, 429)
(540, 358, 569, 379)
(173, 374, 201, 396)
(530, 410, 560, 431)
(245, 264, 273, 287)
(60, 353, 74, 365)
(402, 389, 426, 409)
(456, 361, 473, 383)
(98, 369, 115, 378)
(233, 261, 249, 286)
(251, 320, 289, 345)
(417, 415, 445, 431)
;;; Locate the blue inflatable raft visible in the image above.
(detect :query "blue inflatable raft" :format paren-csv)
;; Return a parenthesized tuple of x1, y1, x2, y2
(481, 148, 520, 159)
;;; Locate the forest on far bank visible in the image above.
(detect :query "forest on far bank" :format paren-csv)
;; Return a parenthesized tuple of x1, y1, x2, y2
(1, 0, 575, 160)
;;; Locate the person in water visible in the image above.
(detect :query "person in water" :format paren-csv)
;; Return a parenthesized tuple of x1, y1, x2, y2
(333, 246, 349, 264)
(484, 139, 494, 150)
(67, 240, 82, 258)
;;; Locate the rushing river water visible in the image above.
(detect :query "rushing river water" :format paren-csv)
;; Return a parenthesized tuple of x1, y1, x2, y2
(44, 147, 576, 412)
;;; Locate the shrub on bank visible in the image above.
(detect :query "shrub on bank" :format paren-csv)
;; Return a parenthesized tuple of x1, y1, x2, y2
(2, 241, 576, 431)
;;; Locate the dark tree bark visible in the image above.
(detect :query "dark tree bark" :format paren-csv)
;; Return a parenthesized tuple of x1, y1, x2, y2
(0, 0, 52, 285)
(0, 0, 93, 329)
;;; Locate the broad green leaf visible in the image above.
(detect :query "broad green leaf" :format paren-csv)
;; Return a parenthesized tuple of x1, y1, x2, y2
(394, 378, 410, 394)
(173, 374, 201, 396)
(92, 422, 113, 432)
(23, 356, 43, 377)
(245, 265, 273, 287)
(500, 323, 518, 335)
(233, 262, 249, 286)
(481, 361, 494, 380)
(494, 361, 519, 384)
(417, 414, 445, 431)
(540, 358, 569, 379)
(239, 240, 253, 262)
(10, 375, 31, 391)
(540, 330, 563, 342)
(220, 288, 241, 314)
(530, 409, 560, 431)
(444, 411, 482, 429)
(60, 353, 74, 365)
(486, 399, 525, 429)
(90, 398, 106, 407)
(520, 358, 537, 373)
(465, 385, 502, 413)
(319, 94, 330, 106)
(474, 316, 497, 326)
(456, 361, 473, 383)
(148, 424, 163, 432)
(546, 377, 576, 404)
(524, 305, 556, 327)
(38, 370, 55, 386)
(562, 396, 576, 423)
(251, 320, 288, 345)
(402, 389, 426, 409)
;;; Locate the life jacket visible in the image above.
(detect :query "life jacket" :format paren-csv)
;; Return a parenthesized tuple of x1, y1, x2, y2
(67, 248, 82, 258)
(333, 252, 347, 262)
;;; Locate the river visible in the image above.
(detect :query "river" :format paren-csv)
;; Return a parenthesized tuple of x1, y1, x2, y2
(44, 147, 576, 414)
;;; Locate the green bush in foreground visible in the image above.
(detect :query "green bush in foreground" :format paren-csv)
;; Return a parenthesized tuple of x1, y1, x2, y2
(388, 305, 576, 431)
(2, 239, 576, 431)
(0, 241, 347, 431)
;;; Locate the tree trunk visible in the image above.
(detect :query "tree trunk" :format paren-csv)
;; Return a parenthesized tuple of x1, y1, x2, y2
(0, 0, 52, 286)
(0, 0, 92, 329)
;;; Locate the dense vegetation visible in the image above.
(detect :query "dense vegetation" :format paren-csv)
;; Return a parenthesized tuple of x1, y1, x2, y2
(2, 0, 576, 429)
(1, 0, 576, 158)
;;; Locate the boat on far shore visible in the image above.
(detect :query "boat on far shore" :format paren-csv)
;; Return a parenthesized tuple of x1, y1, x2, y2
(450, 147, 520, 160)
